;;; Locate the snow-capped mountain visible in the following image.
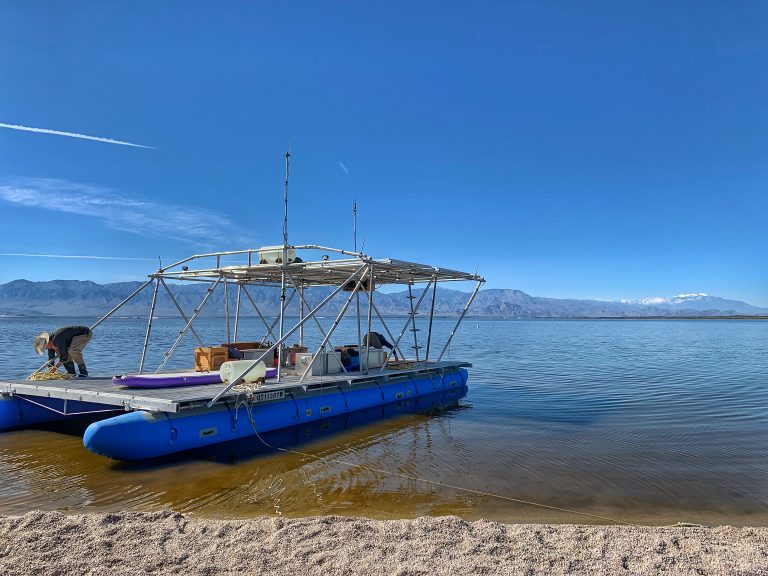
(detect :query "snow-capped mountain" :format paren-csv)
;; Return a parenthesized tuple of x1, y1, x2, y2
(619, 293, 763, 314)
(0, 281, 765, 318)
(620, 293, 710, 305)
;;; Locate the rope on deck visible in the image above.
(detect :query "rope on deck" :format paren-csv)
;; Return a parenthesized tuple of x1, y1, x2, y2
(385, 361, 414, 370)
(230, 377, 266, 395)
(28, 372, 75, 381)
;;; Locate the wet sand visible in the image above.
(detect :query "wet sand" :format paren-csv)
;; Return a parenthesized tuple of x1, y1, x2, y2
(0, 511, 765, 575)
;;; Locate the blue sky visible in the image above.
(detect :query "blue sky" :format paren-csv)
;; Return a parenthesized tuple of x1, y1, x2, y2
(0, 1, 766, 305)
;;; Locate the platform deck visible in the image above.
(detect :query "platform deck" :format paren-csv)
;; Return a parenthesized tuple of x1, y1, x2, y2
(0, 361, 470, 413)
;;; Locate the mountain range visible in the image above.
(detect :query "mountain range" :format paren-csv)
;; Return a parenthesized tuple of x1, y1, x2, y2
(0, 280, 765, 318)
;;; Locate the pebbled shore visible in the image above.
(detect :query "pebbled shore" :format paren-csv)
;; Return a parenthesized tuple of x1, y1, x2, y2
(0, 511, 766, 575)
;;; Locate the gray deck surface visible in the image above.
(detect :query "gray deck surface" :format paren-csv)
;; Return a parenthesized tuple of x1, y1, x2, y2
(0, 361, 470, 413)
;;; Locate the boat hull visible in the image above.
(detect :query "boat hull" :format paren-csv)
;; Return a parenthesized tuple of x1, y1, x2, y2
(84, 368, 468, 460)
(0, 396, 120, 431)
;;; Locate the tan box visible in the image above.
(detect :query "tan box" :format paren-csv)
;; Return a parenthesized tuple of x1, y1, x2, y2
(194, 346, 229, 372)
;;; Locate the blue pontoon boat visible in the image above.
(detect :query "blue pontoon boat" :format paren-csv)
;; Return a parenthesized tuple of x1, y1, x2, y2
(0, 243, 483, 460)
(0, 155, 484, 460)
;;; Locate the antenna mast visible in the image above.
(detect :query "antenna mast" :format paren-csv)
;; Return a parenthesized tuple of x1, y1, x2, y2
(353, 200, 358, 252)
(278, 148, 290, 381)
(283, 149, 290, 248)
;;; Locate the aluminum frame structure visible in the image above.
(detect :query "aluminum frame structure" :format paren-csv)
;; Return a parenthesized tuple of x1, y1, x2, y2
(86, 244, 485, 403)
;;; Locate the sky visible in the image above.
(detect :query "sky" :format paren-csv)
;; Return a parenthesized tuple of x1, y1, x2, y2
(0, 1, 766, 305)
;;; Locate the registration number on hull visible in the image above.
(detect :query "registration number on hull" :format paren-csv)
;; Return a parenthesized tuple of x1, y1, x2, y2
(253, 390, 285, 402)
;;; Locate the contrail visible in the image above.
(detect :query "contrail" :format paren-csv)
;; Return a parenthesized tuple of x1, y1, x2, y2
(0, 253, 157, 261)
(0, 122, 153, 148)
(338, 161, 350, 175)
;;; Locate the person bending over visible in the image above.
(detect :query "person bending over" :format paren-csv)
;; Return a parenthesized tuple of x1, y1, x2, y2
(362, 331, 398, 360)
(34, 326, 93, 377)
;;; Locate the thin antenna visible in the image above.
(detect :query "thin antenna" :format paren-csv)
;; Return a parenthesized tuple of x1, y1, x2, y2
(353, 200, 358, 252)
(283, 148, 290, 248)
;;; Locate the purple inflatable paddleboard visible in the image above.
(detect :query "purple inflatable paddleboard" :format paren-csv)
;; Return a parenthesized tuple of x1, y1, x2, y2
(113, 367, 278, 388)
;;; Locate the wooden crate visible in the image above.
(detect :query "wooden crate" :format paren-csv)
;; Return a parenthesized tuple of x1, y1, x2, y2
(194, 346, 229, 372)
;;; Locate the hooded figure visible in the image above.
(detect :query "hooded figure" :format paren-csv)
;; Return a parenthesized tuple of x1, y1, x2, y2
(34, 326, 92, 377)
(362, 331, 397, 359)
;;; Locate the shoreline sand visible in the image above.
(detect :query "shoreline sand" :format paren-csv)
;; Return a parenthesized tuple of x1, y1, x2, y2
(0, 511, 765, 575)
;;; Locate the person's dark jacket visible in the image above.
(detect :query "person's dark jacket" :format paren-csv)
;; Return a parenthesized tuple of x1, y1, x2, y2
(47, 326, 91, 363)
(363, 332, 393, 350)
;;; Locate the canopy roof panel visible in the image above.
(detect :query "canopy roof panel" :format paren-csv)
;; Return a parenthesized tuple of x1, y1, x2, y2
(159, 256, 482, 286)
(156, 244, 483, 286)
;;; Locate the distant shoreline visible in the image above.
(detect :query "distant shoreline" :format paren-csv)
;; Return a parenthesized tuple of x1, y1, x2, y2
(1, 314, 766, 320)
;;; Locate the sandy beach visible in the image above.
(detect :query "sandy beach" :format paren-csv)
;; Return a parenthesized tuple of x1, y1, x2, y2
(0, 511, 765, 575)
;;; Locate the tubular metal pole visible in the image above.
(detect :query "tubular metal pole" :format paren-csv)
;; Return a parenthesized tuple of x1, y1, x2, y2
(436, 280, 483, 362)
(284, 271, 347, 373)
(241, 286, 279, 342)
(425, 276, 437, 361)
(370, 301, 407, 360)
(224, 277, 231, 344)
(139, 278, 161, 373)
(395, 280, 433, 356)
(207, 264, 368, 406)
(278, 149, 290, 381)
(364, 264, 374, 374)
(408, 284, 420, 363)
(261, 290, 296, 346)
(90, 278, 154, 330)
(379, 278, 434, 373)
(354, 201, 362, 369)
(159, 279, 204, 347)
(298, 272, 367, 383)
(355, 290, 363, 365)
(284, 273, 332, 338)
(155, 278, 222, 373)
(277, 270, 286, 381)
(233, 284, 242, 342)
(299, 283, 305, 347)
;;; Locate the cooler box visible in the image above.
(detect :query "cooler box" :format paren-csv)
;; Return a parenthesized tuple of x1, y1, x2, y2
(242, 348, 272, 361)
(360, 348, 386, 369)
(325, 352, 343, 374)
(294, 352, 325, 376)
(258, 246, 297, 265)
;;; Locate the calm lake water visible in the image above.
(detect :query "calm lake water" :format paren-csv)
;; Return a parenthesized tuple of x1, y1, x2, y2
(0, 316, 766, 526)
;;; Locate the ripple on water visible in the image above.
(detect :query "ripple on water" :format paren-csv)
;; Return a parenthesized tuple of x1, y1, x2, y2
(0, 318, 767, 525)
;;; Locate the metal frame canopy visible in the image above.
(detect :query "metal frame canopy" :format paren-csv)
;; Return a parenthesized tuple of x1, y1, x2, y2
(157, 244, 483, 286)
(84, 243, 484, 407)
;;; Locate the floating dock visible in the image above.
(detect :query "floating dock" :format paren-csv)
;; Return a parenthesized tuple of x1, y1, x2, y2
(1, 362, 470, 460)
(2, 198, 484, 460)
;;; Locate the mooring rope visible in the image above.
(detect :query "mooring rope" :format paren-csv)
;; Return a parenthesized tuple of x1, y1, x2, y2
(230, 377, 265, 395)
(386, 361, 415, 371)
(239, 398, 632, 526)
(28, 372, 75, 381)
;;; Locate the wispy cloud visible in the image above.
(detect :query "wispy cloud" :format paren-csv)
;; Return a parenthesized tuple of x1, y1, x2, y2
(0, 178, 251, 248)
(338, 161, 350, 175)
(0, 122, 153, 148)
(0, 253, 156, 261)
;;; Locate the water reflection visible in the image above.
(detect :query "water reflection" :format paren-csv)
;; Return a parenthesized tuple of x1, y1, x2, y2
(2, 317, 768, 526)
(0, 388, 474, 520)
